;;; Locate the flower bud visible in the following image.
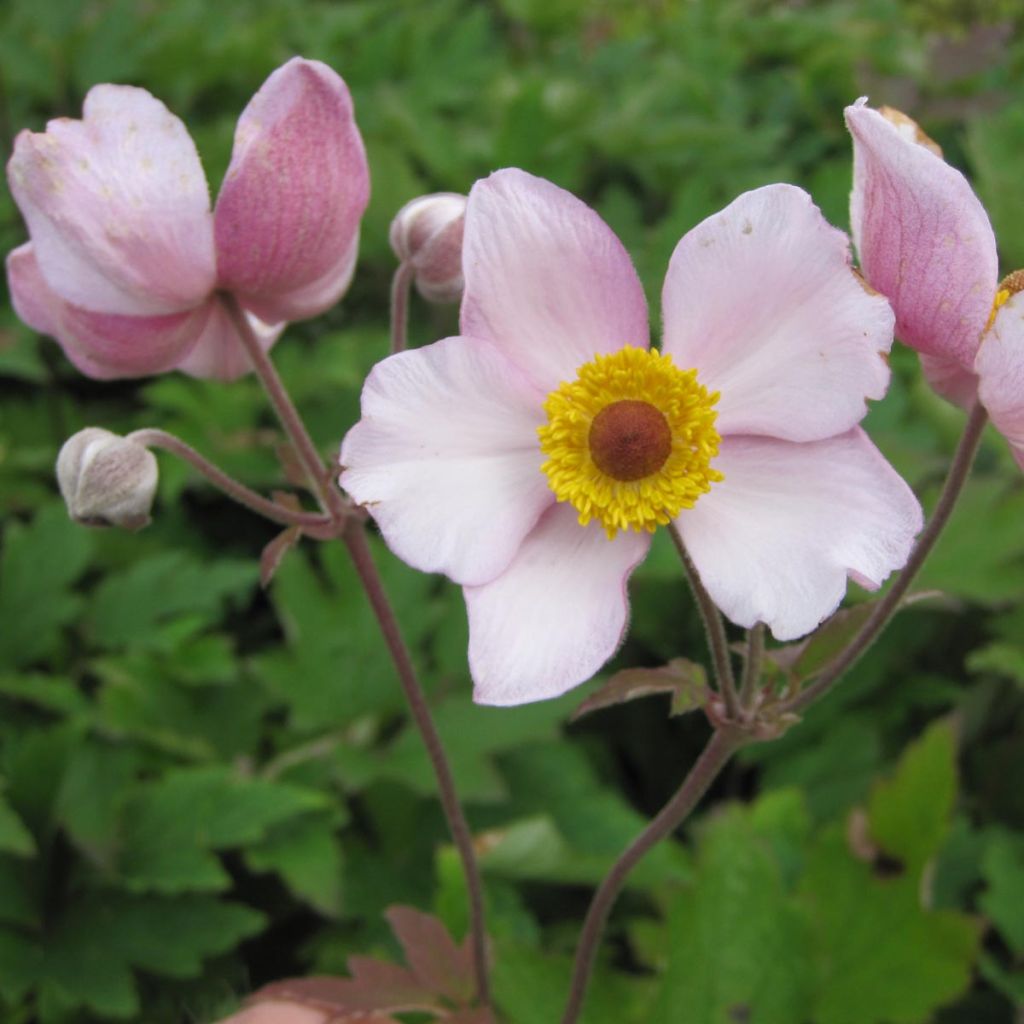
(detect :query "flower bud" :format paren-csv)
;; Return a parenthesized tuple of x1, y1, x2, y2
(389, 192, 467, 303)
(212, 1002, 328, 1024)
(56, 428, 158, 530)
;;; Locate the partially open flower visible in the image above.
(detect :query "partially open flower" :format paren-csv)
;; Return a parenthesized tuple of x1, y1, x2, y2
(846, 99, 999, 405)
(6, 57, 369, 381)
(847, 99, 1024, 464)
(389, 192, 467, 303)
(341, 170, 922, 705)
(56, 427, 157, 530)
(212, 1002, 328, 1024)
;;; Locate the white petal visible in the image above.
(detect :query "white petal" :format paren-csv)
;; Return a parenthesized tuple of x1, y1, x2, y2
(662, 184, 893, 441)
(467, 503, 651, 706)
(461, 169, 649, 392)
(340, 336, 552, 586)
(677, 430, 922, 640)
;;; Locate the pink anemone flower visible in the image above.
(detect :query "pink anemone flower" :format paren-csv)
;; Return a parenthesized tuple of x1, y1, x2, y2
(340, 170, 922, 706)
(845, 99, 1024, 418)
(5, 57, 369, 381)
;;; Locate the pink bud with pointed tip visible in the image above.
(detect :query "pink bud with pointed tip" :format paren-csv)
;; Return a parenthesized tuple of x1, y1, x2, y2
(390, 192, 467, 303)
(846, 99, 999, 405)
(5, 57, 369, 381)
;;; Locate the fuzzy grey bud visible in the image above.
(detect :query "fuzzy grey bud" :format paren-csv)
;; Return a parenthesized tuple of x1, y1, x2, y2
(389, 192, 467, 303)
(56, 428, 158, 530)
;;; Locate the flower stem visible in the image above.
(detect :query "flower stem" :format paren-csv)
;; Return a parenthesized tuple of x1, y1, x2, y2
(229, 291, 490, 1002)
(125, 428, 336, 535)
(390, 261, 415, 354)
(560, 728, 741, 1024)
(342, 521, 491, 1006)
(222, 293, 345, 518)
(668, 524, 739, 718)
(739, 623, 765, 709)
(783, 401, 988, 716)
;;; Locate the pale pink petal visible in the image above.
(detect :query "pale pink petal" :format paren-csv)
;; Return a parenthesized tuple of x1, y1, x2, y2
(6, 243, 208, 378)
(6, 243, 58, 336)
(920, 352, 979, 408)
(340, 336, 552, 587)
(846, 101, 998, 367)
(977, 292, 1024, 468)
(6, 85, 215, 316)
(214, 58, 370, 324)
(677, 430, 922, 641)
(460, 169, 649, 392)
(175, 300, 284, 381)
(661, 184, 893, 442)
(467, 503, 650, 705)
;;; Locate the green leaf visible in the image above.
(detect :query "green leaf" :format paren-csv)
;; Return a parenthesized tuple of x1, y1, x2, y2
(492, 939, 655, 1024)
(0, 785, 34, 857)
(966, 642, 1024, 686)
(85, 551, 257, 651)
(649, 802, 813, 1024)
(571, 658, 708, 722)
(245, 814, 346, 917)
(118, 766, 328, 893)
(0, 504, 93, 668)
(979, 830, 1024, 956)
(37, 892, 263, 1017)
(0, 924, 41, 1003)
(800, 828, 979, 1024)
(916, 477, 1024, 604)
(867, 719, 956, 875)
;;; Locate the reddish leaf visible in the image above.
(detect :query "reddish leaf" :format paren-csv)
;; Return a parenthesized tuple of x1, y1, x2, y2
(571, 658, 708, 721)
(385, 905, 475, 1006)
(447, 1010, 498, 1024)
(260, 525, 303, 588)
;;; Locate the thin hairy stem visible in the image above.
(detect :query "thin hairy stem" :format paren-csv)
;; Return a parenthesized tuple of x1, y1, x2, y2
(560, 729, 741, 1024)
(342, 522, 491, 1005)
(668, 524, 739, 718)
(222, 293, 345, 518)
(390, 261, 415, 354)
(126, 428, 335, 536)
(739, 623, 765, 710)
(784, 402, 988, 716)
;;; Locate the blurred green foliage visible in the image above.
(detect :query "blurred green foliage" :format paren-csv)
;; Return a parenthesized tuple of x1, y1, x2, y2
(1, 0, 1024, 1021)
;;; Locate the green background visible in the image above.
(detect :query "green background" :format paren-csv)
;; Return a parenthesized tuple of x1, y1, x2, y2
(1, 0, 1023, 1021)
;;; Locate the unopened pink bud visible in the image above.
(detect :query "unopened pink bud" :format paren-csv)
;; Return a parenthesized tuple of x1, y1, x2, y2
(212, 1002, 328, 1024)
(389, 192, 467, 303)
(56, 428, 157, 530)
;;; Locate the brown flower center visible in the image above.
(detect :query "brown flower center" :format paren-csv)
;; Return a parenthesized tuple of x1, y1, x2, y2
(588, 399, 672, 482)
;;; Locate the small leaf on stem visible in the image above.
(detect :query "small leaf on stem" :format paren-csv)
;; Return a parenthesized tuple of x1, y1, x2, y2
(571, 658, 709, 722)
(260, 526, 303, 588)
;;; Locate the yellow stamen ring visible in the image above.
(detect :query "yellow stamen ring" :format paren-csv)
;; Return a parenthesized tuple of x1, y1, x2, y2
(538, 346, 723, 539)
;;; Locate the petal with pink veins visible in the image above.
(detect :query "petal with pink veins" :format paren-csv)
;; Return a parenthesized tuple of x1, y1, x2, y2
(214, 58, 370, 324)
(340, 336, 552, 587)
(6, 85, 215, 316)
(920, 351, 979, 408)
(460, 169, 649, 393)
(6, 243, 209, 378)
(676, 430, 922, 641)
(846, 101, 998, 368)
(662, 184, 893, 442)
(176, 300, 284, 381)
(466, 503, 650, 706)
(976, 291, 1024, 469)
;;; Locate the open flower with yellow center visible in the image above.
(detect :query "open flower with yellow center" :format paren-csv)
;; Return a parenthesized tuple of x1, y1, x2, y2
(341, 170, 922, 705)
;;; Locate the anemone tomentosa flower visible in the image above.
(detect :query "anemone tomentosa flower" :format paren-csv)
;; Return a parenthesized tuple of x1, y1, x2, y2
(341, 170, 922, 706)
(5, 57, 369, 381)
